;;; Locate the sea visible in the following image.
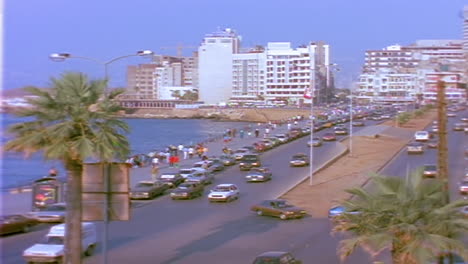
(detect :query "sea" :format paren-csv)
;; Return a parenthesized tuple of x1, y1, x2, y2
(0, 113, 251, 191)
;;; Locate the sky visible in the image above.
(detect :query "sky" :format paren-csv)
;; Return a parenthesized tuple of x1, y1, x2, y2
(3, 0, 468, 91)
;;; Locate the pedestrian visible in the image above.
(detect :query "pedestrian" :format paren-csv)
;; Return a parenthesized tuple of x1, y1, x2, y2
(265, 127, 270, 136)
(151, 156, 159, 166)
(240, 129, 245, 139)
(48, 167, 58, 177)
(178, 144, 184, 154)
(287, 123, 292, 130)
(232, 128, 237, 138)
(173, 155, 180, 168)
(183, 146, 189, 160)
(188, 146, 194, 159)
(151, 165, 159, 181)
(169, 155, 175, 167)
(255, 129, 260, 138)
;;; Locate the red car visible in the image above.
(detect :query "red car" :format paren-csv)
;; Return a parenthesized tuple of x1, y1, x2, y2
(0, 215, 38, 235)
(322, 133, 337, 141)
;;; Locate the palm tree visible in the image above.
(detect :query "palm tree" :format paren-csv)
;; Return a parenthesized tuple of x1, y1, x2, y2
(5, 72, 130, 264)
(332, 170, 468, 264)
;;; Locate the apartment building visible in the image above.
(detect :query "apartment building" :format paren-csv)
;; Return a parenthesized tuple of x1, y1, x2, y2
(198, 28, 241, 104)
(126, 64, 158, 98)
(231, 49, 267, 102)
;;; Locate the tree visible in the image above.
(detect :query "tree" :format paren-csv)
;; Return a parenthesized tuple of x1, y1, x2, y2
(5, 72, 130, 264)
(332, 171, 468, 264)
(171, 90, 198, 101)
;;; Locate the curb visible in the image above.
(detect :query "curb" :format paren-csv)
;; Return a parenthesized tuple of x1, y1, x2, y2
(277, 142, 349, 199)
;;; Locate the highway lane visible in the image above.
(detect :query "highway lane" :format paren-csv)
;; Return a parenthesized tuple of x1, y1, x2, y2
(1, 120, 371, 264)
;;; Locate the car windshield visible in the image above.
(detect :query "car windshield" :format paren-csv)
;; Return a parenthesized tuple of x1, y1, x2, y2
(276, 202, 293, 208)
(41, 236, 64, 245)
(213, 186, 230, 192)
(220, 155, 232, 159)
(243, 155, 258, 161)
(179, 169, 192, 174)
(235, 149, 248, 154)
(160, 175, 175, 179)
(293, 155, 306, 159)
(253, 258, 280, 264)
(424, 165, 436, 170)
(40, 205, 65, 211)
(136, 183, 153, 187)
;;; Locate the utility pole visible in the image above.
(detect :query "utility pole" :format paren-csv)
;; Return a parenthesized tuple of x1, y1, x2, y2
(436, 79, 449, 204)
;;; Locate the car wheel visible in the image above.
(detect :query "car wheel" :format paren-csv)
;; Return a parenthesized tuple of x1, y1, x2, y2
(22, 225, 30, 233)
(84, 245, 95, 256)
(279, 214, 287, 220)
(256, 210, 263, 216)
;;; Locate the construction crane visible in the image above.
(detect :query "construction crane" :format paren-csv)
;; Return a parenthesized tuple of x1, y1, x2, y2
(160, 43, 198, 57)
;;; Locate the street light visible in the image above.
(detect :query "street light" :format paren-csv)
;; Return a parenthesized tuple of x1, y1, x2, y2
(308, 63, 339, 185)
(50, 50, 153, 264)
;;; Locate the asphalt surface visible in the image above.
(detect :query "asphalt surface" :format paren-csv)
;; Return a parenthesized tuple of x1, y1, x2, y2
(2, 113, 466, 264)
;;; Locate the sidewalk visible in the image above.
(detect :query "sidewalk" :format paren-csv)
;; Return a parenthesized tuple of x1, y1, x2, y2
(0, 119, 308, 215)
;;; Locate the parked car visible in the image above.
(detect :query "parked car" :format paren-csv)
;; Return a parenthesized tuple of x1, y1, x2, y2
(322, 133, 337, 141)
(459, 180, 468, 195)
(422, 164, 437, 178)
(414, 131, 430, 141)
(193, 160, 213, 169)
(252, 251, 302, 264)
(218, 155, 236, 166)
(265, 137, 282, 147)
(251, 199, 307, 220)
(157, 173, 185, 187)
(207, 184, 239, 202)
(245, 167, 272, 182)
(130, 180, 169, 200)
(0, 215, 38, 235)
(328, 205, 360, 220)
(290, 153, 309, 167)
(239, 154, 262, 171)
(407, 142, 424, 154)
(308, 137, 322, 147)
(26, 203, 66, 223)
(170, 182, 204, 200)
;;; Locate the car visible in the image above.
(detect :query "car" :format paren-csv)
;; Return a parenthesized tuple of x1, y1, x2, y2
(218, 155, 236, 166)
(193, 160, 213, 169)
(431, 125, 439, 133)
(275, 134, 289, 143)
(245, 167, 272, 182)
(207, 184, 239, 202)
(461, 206, 468, 217)
(289, 153, 310, 167)
(407, 142, 424, 154)
(447, 113, 457, 117)
(233, 148, 250, 160)
(307, 137, 322, 147)
(328, 205, 360, 220)
(259, 140, 274, 149)
(265, 137, 282, 147)
(414, 131, 430, 141)
(252, 251, 302, 264)
(251, 199, 307, 220)
(241, 145, 258, 153)
(334, 127, 348, 135)
(453, 123, 466, 131)
(207, 158, 225, 172)
(26, 203, 66, 223)
(322, 132, 337, 141)
(352, 121, 365, 127)
(422, 164, 437, 178)
(185, 171, 214, 185)
(0, 215, 38, 235)
(179, 167, 205, 179)
(459, 180, 468, 195)
(461, 117, 468, 123)
(157, 173, 185, 187)
(130, 180, 169, 199)
(239, 154, 262, 171)
(427, 139, 438, 148)
(170, 182, 204, 200)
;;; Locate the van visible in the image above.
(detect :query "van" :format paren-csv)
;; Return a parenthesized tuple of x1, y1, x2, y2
(23, 222, 97, 263)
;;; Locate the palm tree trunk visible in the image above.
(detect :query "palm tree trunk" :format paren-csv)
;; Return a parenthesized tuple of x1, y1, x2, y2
(64, 159, 83, 264)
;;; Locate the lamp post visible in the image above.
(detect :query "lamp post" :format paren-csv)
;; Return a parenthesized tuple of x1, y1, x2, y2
(50, 50, 153, 264)
(349, 93, 353, 156)
(307, 63, 339, 185)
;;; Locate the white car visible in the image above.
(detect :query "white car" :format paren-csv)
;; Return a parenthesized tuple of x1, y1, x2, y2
(274, 134, 289, 143)
(179, 167, 207, 179)
(414, 131, 430, 141)
(207, 184, 239, 202)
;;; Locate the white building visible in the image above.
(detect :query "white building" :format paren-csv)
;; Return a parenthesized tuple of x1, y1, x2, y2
(231, 49, 267, 102)
(464, 5, 468, 51)
(158, 86, 194, 100)
(198, 28, 241, 104)
(263, 42, 331, 105)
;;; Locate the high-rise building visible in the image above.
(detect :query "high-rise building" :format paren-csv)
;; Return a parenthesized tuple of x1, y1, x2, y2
(198, 28, 241, 104)
(126, 64, 158, 98)
(463, 5, 468, 51)
(231, 48, 267, 102)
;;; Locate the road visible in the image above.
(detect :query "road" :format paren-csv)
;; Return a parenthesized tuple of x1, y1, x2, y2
(2, 113, 465, 264)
